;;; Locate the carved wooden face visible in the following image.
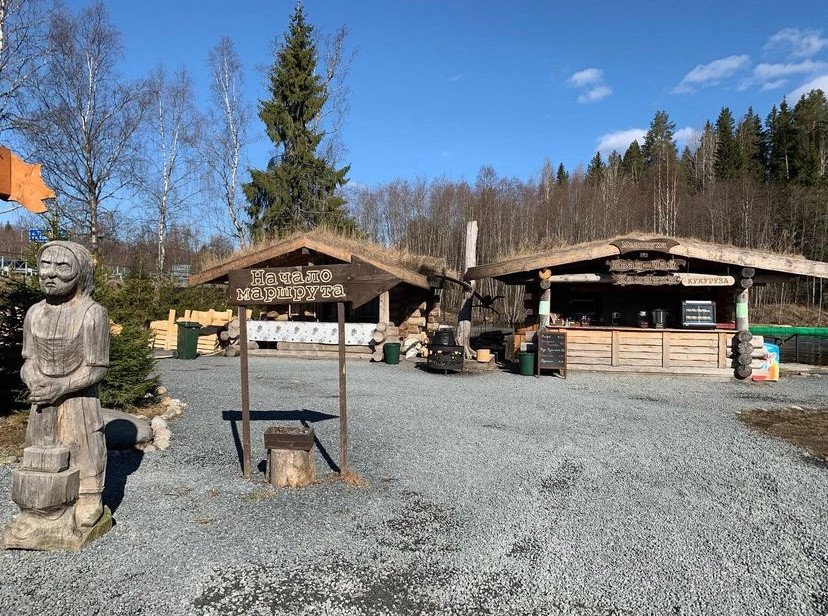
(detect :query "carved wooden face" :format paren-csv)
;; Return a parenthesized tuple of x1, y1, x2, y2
(38, 245, 80, 297)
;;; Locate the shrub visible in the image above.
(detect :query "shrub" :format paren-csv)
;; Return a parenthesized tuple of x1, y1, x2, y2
(100, 325, 159, 409)
(0, 278, 43, 412)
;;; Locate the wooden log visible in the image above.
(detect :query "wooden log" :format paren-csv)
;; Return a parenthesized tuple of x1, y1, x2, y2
(375, 322, 388, 332)
(741, 267, 755, 278)
(247, 340, 259, 350)
(735, 330, 753, 343)
(372, 330, 386, 344)
(736, 353, 752, 366)
(539, 278, 551, 290)
(406, 316, 427, 328)
(227, 318, 240, 339)
(739, 278, 753, 289)
(224, 345, 239, 357)
(267, 448, 316, 488)
(219, 330, 231, 343)
(371, 350, 384, 362)
(735, 364, 752, 379)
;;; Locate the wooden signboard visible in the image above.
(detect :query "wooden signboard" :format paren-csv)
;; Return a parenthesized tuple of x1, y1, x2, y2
(537, 331, 567, 377)
(228, 258, 400, 478)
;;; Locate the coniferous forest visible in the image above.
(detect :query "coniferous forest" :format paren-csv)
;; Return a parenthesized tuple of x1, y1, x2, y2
(0, 2, 825, 324)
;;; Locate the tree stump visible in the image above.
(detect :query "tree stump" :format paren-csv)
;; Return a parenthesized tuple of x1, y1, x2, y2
(264, 427, 316, 488)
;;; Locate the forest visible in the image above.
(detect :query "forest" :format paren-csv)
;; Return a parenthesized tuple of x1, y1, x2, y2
(0, 2, 825, 325)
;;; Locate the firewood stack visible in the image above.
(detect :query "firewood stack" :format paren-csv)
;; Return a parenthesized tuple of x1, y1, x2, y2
(370, 321, 399, 362)
(219, 317, 258, 357)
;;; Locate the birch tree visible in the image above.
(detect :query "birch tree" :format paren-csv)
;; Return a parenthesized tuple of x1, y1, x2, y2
(15, 2, 146, 256)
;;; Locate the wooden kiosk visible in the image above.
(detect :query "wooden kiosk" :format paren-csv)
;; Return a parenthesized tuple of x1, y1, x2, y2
(465, 236, 828, 379)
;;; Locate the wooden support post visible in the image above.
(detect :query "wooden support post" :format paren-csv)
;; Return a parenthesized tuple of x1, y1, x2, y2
(662, 331, 671, 368)
(379, 290, 390, 326)
(539, 269, 552, 329)
(338, 301, 348, 474)
(735, 288, 750, 331)
(238, 307, 251, 478)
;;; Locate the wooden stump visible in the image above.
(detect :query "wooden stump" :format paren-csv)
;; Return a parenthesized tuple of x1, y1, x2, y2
(267, 449, 316, 487)
(264, 426, 316, 488)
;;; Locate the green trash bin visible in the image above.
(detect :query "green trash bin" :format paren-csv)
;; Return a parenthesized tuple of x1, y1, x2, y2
(176, 321, 201, 359)
(518, 351, 535, 376)
(384, 342, 401, 365)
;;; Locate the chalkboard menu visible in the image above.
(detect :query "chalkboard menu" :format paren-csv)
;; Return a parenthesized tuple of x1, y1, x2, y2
(537, 331, 567, 377)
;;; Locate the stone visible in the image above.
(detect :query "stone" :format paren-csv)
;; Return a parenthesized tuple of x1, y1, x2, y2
(101, 408, 152, 450)
(155, 385, 168, 396)
(151, 416, 168, 432)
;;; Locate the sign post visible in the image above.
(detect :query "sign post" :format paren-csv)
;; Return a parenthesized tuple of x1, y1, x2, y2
(227, 258, 399, 478)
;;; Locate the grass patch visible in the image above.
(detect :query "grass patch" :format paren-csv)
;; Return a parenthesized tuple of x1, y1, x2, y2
(738, 406, 828, 460)
(0, 410, 28, 460)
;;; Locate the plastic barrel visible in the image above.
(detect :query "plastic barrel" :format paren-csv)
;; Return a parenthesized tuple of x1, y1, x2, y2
(518, 352, 535, 375)
(176, 321, 201, 359)
(384, 342, 401, 365)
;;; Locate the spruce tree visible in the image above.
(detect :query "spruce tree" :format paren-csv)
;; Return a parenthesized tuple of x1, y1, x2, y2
(714, 107, 740, 180)
(621, 140, 643, 183)
(244, 4, 353, 236)
(766, 100, 795, 183)
(736, 107, 766, 181)
(556, 163, 569, 185)
(586, 151, 604, 184)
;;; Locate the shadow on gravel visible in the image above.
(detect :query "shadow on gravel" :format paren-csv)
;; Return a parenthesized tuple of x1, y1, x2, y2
(103, 450, 144, 514)
(222, 409, 340, 474)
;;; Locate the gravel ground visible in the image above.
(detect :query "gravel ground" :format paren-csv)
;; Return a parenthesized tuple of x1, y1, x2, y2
(1, 356, 827, 615)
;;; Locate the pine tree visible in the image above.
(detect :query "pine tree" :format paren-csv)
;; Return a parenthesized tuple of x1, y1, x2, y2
(244, 4, 353, 236)
(714, 107, 740, 180)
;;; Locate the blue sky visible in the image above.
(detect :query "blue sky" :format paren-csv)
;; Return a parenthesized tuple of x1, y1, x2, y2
(10, 0, 828, 223)
(88, 0, 828, 187)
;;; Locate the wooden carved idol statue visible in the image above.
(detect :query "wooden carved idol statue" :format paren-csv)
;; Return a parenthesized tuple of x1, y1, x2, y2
(3, 240, 112, 550)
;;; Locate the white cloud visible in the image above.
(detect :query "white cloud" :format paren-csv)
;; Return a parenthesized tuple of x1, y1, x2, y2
(447, 74, 462, 83)
(787, 74, 828, 102)
(753, 59, 828, 80)
(596, 129, 646, 155)
(568, 68, 603, 87)
(674, 127, 699, 147)
(760, 79, 788, 91)
(673, 55, 750, 94)
(578, 85, 612, 104)
(764, 28, 828, 59)
(568, 68, 611, 104)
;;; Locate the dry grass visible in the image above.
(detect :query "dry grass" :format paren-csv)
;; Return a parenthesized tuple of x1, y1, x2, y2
(197, 227, 453, 278)
(753, 303, 828, 327)
(493, 231, 811, 262)
(0, 411, 28, 460)
(738, 406, 828, 461)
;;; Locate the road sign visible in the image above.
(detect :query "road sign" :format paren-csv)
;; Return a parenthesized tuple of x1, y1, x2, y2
(28, 229, 47, 243)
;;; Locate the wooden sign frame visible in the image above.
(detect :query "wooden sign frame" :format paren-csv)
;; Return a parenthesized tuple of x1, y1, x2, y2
(229, 260, 399, 478)
(536, 330, 567, 378)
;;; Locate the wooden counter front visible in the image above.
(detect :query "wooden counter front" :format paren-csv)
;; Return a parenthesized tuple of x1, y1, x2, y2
(536, 326, 757, 377)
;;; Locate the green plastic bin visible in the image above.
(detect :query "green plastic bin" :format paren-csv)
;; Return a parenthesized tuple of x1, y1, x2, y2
(176, 321, 201, 359)
(384, 342, 401, 365)
(518, 351, 535, 376)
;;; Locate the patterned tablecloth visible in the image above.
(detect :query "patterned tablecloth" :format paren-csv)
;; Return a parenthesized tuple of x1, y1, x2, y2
(246, 320, 376, 346)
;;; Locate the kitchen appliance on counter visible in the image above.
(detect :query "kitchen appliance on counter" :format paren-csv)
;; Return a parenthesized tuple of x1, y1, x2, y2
(681, 300, 716, 329)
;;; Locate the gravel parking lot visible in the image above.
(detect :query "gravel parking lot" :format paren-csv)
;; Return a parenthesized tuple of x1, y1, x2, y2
(1, 356, 827, 615)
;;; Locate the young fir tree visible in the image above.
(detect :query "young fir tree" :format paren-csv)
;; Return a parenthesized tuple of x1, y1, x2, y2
(244, 4, 353, 237)
(556, 163, 569, 185)
(586, 151, 605, 184)
(766, 100, 795, 184)
(621, 140, 644, 184)
(736, 107, 766, 181)
(714, 107, 740, 181)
